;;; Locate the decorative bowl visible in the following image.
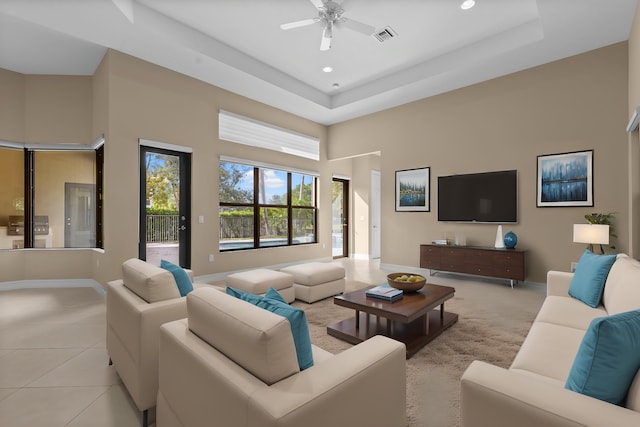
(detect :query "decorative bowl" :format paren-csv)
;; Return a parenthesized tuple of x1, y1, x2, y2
(387, 273, 426, 292)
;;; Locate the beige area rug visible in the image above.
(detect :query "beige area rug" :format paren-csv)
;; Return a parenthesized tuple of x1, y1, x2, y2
(292, 278, 544, 427)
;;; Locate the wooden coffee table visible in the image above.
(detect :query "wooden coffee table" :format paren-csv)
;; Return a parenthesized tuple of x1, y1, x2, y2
(327, 283, 458, 358)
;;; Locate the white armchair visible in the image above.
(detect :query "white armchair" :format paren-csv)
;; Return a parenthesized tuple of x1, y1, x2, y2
(157, 287, 407, 427)
(106, 258, 208, 426)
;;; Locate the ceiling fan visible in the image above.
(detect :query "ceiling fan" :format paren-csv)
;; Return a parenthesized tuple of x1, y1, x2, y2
(280, 0, 376, 51)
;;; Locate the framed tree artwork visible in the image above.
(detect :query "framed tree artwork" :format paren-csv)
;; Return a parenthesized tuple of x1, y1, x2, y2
(536, 150, 594, 207)
(395, 167, 430, 212)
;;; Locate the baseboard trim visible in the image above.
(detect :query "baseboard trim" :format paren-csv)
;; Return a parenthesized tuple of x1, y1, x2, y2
(0, 278, 106, 295)
(380, 262, 545, 290)
(379, 263, 427, 275)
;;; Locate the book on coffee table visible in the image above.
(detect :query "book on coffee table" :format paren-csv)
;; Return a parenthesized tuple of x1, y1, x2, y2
(365, 284, 403, 302)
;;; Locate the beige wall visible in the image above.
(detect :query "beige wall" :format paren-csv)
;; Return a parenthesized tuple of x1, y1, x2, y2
(0, 38, 634, 286)
(329, 43, 629, 283)
(628, 4, 640, 258)
(93, 50, 340, 284)
(91, 51, 110, 279)
(0, 68, 25, 141)
(0, 51, 347, 285)
(0, 74, 98, 282)
(24, 75, 93, 144)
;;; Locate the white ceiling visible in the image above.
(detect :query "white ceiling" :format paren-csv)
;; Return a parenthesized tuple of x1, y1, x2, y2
(0, 0, 636, 125)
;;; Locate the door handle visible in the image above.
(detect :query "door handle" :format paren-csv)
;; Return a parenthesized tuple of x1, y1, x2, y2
(179, 225, 187, 231)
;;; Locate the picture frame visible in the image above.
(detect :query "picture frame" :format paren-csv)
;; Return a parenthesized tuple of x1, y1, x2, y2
(536, 149, 594, 207)
(395, 167, 430, 212)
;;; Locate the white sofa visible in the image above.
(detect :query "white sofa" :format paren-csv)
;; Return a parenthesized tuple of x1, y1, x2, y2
(156, 287, 407, 427)
(461, 253, 640, 427)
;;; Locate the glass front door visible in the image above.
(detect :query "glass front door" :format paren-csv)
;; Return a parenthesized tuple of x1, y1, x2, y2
(332, 178, 349, 258)
(139, 146, 191, 267)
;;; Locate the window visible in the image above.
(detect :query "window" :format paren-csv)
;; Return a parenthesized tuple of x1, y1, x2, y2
(0, 147, 24, 250)
(0, 139, 104, 250)
(35, 151, 97, 248)
(291, 173, 316, 243)
(219, 160, 317, 251)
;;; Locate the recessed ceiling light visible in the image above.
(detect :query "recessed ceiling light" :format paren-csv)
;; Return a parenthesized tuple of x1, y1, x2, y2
(322, 66, 333, 73)
(461, 0, 475, 10)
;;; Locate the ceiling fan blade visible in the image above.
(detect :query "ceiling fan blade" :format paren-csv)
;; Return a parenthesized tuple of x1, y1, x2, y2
(320, 23, 332, 51)
(320, 35, 331, 51)
(309, 0, 325, 10)
(340, 17, 376, 36)
(280, 18, 320, 30)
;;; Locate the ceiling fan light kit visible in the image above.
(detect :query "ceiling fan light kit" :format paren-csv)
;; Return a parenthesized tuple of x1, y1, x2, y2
(461, 0, 476, 10)
(280, 0, 377, 51)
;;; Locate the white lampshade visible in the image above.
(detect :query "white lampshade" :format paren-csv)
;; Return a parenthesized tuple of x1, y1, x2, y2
(573, 224, 610, 245)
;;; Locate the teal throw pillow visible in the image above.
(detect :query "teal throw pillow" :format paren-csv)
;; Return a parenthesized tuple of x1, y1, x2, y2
(226, 286, 262, 304)
(226, 287, 313, 370)
(565, 309, 640, 405)
(160, 259, 193, 297)
(255, 298, 313, 370)
(265, 287, 287, 304)
(568, 250, 617, 308)
(226, 287, 287, 304)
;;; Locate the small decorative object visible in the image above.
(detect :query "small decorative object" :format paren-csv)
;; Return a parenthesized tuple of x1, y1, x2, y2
(504, 231, 518, 249)
(494, 225, 505, 249)
(537, 150, 594, 207)
(387, 273, 426, 292)
(395, 167, 430, 212)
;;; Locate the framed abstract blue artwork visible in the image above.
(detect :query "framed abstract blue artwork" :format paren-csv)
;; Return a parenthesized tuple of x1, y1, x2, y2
(537, 150, 593, 207)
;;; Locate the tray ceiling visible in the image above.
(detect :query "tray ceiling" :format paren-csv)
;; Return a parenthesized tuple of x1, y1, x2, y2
(0, 0, 636, 125)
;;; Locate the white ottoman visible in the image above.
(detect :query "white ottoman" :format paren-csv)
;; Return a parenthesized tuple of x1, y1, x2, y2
(280, 262, 345, 303)
(226, 269, 295, 303)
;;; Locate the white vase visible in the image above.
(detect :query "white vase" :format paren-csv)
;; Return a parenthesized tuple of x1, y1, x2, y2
(494, 225, 505, 249)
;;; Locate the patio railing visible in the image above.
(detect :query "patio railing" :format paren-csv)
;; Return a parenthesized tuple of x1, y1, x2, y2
(147, 214, 314, 243)
(146, 214, 180, 243)
(219, 217, 312, 239)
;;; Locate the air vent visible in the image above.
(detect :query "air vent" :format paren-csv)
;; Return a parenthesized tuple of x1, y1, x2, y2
(373, 26, 397, 43)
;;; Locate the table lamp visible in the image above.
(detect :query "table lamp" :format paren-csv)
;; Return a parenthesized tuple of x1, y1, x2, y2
(573, 224, 609, 253)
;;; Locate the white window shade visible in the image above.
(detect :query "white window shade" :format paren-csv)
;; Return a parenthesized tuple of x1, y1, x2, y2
(219, 110, 319, 161)
(220, 156, 319, 177)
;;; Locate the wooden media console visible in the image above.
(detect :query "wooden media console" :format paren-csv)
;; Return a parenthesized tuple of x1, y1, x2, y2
(420, 244, 526, 287)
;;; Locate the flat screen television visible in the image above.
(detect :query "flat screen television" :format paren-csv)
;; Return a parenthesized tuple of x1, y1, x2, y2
(438, 170, 517, 223)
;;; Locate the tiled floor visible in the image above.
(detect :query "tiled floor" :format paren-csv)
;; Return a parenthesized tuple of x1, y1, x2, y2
(0, 286, 141, 427)
(0, 258, 544, 426)
(0, 258, 389, 427)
